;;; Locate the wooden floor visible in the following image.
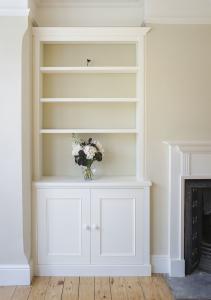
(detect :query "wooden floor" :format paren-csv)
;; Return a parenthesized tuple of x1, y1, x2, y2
(0, 276, 174, 300)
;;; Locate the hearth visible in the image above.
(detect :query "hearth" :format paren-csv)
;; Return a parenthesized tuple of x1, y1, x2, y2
(185, 179, 211, 275)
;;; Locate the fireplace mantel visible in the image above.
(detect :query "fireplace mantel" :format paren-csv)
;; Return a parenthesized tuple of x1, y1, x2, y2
(164, 141, 211, 277)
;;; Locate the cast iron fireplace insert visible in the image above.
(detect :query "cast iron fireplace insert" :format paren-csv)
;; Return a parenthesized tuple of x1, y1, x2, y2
(185, 179, 211, 275)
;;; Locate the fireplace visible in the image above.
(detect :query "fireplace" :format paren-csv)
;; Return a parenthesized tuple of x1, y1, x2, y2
(185, 179, 211, 274)
(164, 141, 211, 277)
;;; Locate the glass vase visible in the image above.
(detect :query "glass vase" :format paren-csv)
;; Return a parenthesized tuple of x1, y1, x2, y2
(83, 166, 93, 180)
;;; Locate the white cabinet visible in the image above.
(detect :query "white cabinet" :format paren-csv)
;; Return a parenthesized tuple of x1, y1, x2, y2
(34, 183, 151, 276)
(37, 189, 90, 265)
(91, 189, 144, 265)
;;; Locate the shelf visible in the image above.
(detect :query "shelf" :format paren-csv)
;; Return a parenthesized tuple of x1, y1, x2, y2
(40, 129, 137, 134)
(40, 98, 139, 103)
(33, 176, 152, 188)
(40, 66, 139, 74)
(34, 29, 147, 181)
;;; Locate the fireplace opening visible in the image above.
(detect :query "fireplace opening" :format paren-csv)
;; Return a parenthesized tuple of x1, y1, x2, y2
(185, 180, 211, 275)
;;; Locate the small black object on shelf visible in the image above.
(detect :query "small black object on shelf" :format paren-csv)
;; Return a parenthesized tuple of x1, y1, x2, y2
(86, 58, 92, 66)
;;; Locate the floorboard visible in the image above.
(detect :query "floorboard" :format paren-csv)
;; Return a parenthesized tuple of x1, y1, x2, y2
(125, 277, 145, 300)
(95, 277, 111, 300)
(11, 286, 31, 300)
(138, 276, 162, 300)
(78, 277, 94, 300)
(45, 277, 64, 300)
(110, 277, 128, 300)
(0, 275, 173, 300)
(0, 286, 16, 300)
(62, 277, 79, 300)
(28, 276, 50, 300)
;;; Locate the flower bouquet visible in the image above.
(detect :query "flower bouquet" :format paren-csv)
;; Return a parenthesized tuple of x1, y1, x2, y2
(72, 135, 104, 180)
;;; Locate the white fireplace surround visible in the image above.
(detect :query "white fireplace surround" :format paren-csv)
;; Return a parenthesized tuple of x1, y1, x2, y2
(165, 141, 211, 277)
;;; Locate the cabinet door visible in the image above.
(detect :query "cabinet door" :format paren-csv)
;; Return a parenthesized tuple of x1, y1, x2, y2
(37, 188, 90, 265)
(91, 189, 146, 265)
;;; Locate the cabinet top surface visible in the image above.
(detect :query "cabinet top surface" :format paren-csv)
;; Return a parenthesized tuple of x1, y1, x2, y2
(33, 176, 152, 188)
(33, 26, 150, 32)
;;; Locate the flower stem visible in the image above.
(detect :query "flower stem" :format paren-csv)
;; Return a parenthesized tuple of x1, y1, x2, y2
(83, 166, 93, 180)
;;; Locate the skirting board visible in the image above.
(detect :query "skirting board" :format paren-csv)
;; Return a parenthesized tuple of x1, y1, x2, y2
(169, 259, 185, 277)
(151, 256, 185, 277)
(35, 256, 170, 276)
(0, 256, 169, 285)
(34, 256, 169, 276)
(151, 255, 169, 274)
(35, 264, 152, 276)
(0, 260, 33, 286)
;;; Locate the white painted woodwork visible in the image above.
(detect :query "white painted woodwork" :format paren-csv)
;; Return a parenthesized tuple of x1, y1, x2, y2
(91, 189, 144, 265)
(33, 27, 150, 180)
(40, 66, 139, 74)
(34, 176, 152, 188)
(32, 27, 150, 41)
(40, 98, 139, 103)
(34, 184, 151, 275)
(33, 27, 151, 276)
(164, 141, 211, 277)
(37, 188, 90, 265)
(40, 129, 137, 134)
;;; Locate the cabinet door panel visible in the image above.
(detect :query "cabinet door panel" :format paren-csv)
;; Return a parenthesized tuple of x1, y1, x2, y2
(37, 188, 90, 265)
(91, 189, 145, 265)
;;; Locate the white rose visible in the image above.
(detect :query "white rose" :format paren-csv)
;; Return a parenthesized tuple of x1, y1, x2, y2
(72, 144, 82, 156)
(84, 145, 97, 160)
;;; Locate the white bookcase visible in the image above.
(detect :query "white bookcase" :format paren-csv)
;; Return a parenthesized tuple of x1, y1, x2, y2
(32, 27, 151, 276)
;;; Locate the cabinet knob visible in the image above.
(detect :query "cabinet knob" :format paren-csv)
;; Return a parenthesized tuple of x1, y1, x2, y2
(92, 224, 100, 230)
(83, 224, 90, 231)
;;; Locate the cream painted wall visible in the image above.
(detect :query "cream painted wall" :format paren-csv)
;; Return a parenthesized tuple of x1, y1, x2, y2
(0, 0, 28, 9)
(32, 0, 211, 26)
(0, 16, 31, 265)
(145, 0, 211, 22)
(22, 21, 33, 263)
(146, 24, 211, 254)
(36, 5, 144, 26)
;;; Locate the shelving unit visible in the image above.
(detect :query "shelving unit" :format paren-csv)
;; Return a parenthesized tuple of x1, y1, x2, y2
(33, 27, 150, 181)
(32, 27, 151, 277)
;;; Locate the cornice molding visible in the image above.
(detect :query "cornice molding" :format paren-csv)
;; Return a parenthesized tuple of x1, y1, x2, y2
(164, 141, 211, 146)
(34, 0, 143, 8)
(145, 16, 211, 25)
